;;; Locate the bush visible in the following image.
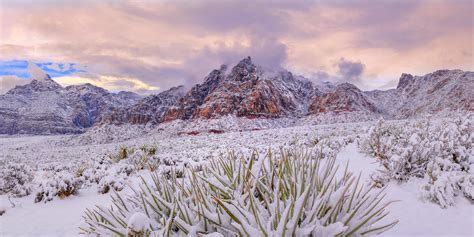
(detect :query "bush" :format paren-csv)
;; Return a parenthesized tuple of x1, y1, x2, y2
(360, 115, 474, 207)
(96, 163, 132, 194)
(0, 162, 34, 197)
(35, 171, 83, 203)
(80, 149, 397, 236)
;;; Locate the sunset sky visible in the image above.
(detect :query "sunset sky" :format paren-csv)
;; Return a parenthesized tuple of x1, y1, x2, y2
(0, 0, 472, 94)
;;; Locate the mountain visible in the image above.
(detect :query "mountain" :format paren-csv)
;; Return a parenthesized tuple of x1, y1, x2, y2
(159, 58, 472, 122)
(163, 57, 315, 121)
(366, 69, 474, 117)
(308, 82, 381, 114)
(100, 85, 185, 125)
(0, 75, 140, 134)
(1, 57, 472, 135)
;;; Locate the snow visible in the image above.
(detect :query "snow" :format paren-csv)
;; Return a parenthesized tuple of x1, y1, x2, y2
(383, 180, 474, 237)
(0, 188, 113, 236)
(1, 118, 473, 236)
(336, 143, 474, 237)
(127, 212, 151, 233)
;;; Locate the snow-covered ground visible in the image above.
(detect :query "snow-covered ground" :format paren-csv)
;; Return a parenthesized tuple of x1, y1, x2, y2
(1, 120, 473, 236)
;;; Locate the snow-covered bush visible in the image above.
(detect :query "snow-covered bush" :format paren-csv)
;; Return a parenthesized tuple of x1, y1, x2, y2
(97, 175, 126, 194)
(81, 149, 397, 236)
(422, 169, 474, 208)
(360, 115, 474, 207)
(108, 146, 130, 162)
(0, 162, 34, 197)
(95, 163, 133, 194)
(35, 171, 83, 203)
(107, 144, 160, 171)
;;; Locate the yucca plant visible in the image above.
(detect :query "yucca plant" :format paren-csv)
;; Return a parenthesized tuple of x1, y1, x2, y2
(80, 149, 397, 236)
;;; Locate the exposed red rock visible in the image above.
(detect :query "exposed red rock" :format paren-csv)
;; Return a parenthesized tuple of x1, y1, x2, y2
(163, 57, 314, 121)
(308, 83, 379, 114)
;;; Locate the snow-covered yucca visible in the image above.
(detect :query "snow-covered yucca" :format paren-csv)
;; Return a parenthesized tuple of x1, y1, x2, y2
(81, 149, 397, 236)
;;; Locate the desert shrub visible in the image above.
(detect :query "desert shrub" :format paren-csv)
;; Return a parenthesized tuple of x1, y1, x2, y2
(140, 144, 157, 156)
(0, 162, 34, 197)
(107, 146, 132, 163)
(360, 115, 474, 207)
(80, 149, 397, 236)
(146, 156, 161, 171)
(422, 169, 474, 208)
(127, 149, 149, 171)
(97, 176, 126, 194)
(107, 145, 162, 172)
(96, 163, 133, 194)
(73, 162, 91, 178)
(35, 171, 83, 203)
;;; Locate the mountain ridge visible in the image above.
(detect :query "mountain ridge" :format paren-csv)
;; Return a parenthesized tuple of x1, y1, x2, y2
(0, 57, 472, 134)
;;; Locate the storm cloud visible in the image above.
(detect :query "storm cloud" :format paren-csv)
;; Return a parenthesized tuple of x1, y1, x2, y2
(337, 58, 365, 85)
(0, 0, 471, 93)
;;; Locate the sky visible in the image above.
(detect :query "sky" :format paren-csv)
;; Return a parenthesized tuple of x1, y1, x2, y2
(0, 0, 472, 94)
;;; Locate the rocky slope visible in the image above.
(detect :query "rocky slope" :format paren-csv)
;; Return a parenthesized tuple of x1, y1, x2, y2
(100, 85, 185, 125)
(0, 75, 140, 134)
(308, 82, 380, 114)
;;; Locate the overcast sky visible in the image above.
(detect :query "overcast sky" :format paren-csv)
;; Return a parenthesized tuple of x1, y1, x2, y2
(0, 0, 472, 94)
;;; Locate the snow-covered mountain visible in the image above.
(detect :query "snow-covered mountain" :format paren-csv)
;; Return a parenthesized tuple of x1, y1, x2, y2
(100, 85, 186, 125)
(0, 57, 472, 134)
(0, 75, 140, 134)
(308, 82, 381, 115)
(366, 70, 474, 117)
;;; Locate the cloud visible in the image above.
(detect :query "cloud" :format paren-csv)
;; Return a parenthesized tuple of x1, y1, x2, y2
(55, 75, 160, 94)
(27, 62, 47, 80)
(0, 75, 30, 94)
(337, 58, 365, 84)
(0, 0, 471, 91)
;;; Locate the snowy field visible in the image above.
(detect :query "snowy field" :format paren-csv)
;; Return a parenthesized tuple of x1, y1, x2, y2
(0, 117, 473, 236)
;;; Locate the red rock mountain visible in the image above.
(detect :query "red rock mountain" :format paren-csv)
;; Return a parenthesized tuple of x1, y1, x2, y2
(308, 83, 380, 114)
(162, 57, 315, 121)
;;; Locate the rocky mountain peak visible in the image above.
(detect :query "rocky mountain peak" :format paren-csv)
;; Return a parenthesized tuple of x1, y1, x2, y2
(228, 56, 258, 82)
(66, 83, 109, 96)
(7, 74, 63, 95)
(336, 82, 361, 92)
(396, 73, 414, 89)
